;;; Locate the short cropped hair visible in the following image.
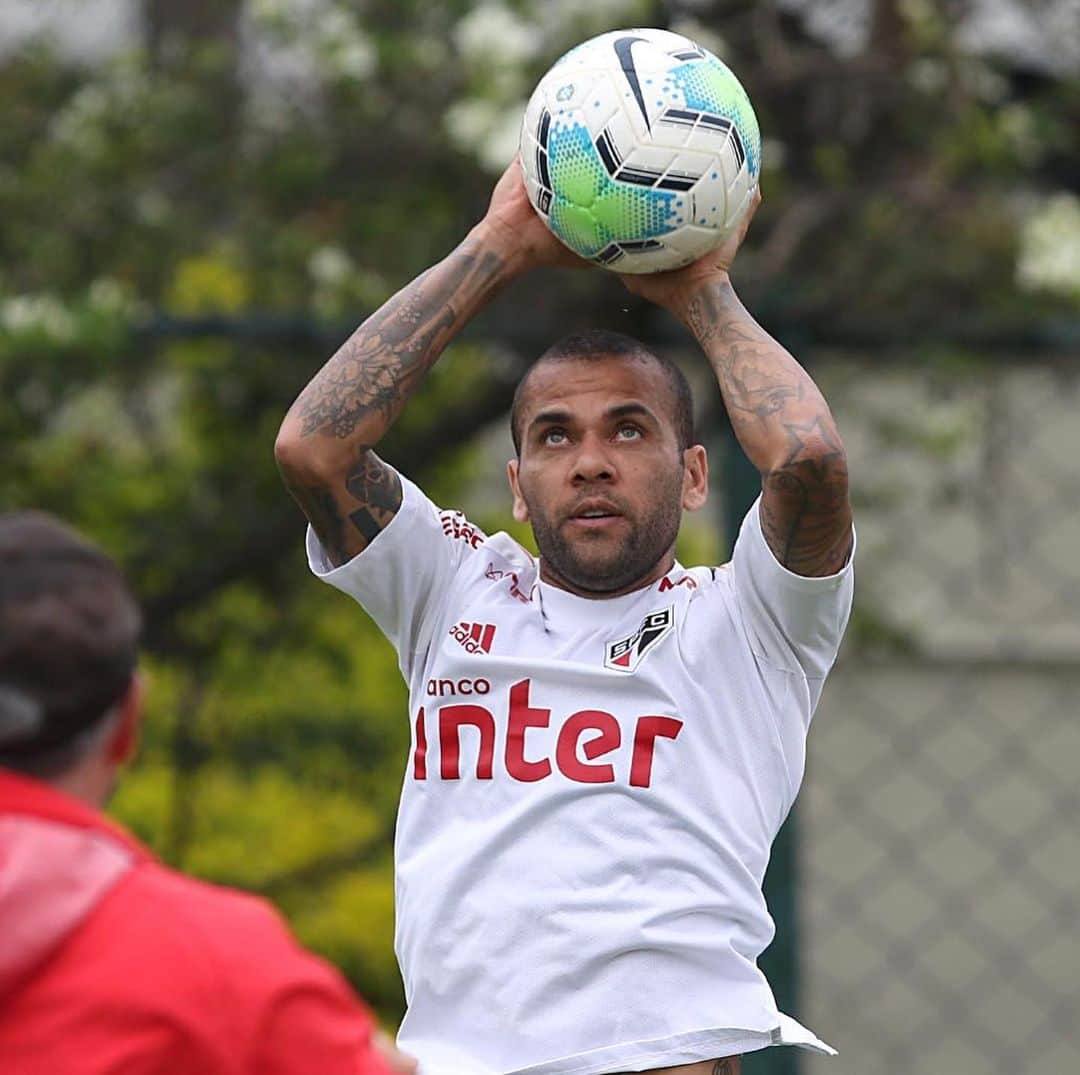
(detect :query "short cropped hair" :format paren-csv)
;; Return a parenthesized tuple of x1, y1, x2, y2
(0, 512, 141, 776)
(510, 330, 695, 455)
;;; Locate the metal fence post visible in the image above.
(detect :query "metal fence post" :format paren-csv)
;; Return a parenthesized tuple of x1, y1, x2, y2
(722, 434, 801, 1075)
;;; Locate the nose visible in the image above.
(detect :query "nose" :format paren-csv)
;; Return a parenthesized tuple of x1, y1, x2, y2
(571, 432, 616, 484)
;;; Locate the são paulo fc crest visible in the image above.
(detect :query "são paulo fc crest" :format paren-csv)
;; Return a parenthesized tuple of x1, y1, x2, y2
(604, 607, 675, 673)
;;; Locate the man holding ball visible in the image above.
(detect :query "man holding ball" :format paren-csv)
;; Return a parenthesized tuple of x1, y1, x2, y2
(275, 162, 853, 1075)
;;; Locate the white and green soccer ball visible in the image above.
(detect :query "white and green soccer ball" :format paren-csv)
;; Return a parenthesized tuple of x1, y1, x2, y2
(520, 28, 761, 274)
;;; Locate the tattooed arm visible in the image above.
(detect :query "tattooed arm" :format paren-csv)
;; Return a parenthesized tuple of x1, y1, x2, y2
(275, 163, 578, 566)
(621, 192, 851, 578)
(681, 278, 852, 576)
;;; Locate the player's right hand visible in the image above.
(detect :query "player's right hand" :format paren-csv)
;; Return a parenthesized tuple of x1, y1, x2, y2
(480, 159, 589, 271)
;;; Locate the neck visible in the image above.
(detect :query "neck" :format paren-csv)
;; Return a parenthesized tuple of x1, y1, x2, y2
(538, 548, 676, 599)
(51, 761, 112, 810)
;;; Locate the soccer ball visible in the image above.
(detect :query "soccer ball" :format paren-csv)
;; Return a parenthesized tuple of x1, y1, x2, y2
(519, 28, 761, 274)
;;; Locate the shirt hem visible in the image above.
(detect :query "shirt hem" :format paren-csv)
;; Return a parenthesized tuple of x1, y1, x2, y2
(502, 1021, 836, 1075)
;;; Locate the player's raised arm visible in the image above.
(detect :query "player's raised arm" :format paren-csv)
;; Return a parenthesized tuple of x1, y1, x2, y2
(275, 164, 579, 567)
(620, 191, 852, 578)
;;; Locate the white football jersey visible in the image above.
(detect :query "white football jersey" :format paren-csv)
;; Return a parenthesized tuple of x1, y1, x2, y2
(307, 472, 853, 1075)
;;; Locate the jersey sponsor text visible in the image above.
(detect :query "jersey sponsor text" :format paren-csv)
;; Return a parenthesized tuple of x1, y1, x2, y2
(412, 678, 682, 788)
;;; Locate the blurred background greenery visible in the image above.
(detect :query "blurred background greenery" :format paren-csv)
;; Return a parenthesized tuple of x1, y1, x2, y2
(2, 0, 1077, 1039)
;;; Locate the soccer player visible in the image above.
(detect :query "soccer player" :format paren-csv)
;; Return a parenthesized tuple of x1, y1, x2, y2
(0, 512, 415, 1075)
(275, 164, 853, 1075)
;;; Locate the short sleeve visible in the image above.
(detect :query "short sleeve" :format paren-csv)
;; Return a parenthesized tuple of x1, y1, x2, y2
(731, 495, 854, 680)
(307, 472, 486, 676)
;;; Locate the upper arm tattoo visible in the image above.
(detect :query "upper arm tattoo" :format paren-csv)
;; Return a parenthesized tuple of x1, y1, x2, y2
(288, 450, 403, 567)
(761, 416, 853, 577)
(685, 282, 852, 577)
(345, 451, 403, 545)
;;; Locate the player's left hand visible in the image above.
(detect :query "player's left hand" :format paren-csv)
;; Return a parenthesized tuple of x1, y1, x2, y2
(617, 186, 761, 311)
(482, 159, 592, 272)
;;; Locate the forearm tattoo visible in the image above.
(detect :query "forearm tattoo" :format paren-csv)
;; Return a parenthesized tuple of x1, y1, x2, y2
(685, 282, 852, 576)
(295, 247, 503, 440)
(284, 242, 503, 559)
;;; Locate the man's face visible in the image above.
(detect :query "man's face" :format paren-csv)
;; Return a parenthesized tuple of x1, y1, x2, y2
(508, 355, 707, 597)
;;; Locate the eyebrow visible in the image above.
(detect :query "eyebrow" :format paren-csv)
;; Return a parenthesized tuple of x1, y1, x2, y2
(606, 402, 659, 424)
(528, 408, 573, 431)
(527, 401, 660, 433)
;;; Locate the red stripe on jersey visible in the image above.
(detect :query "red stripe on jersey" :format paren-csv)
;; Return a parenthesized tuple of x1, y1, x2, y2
(414, 707, 427, 780)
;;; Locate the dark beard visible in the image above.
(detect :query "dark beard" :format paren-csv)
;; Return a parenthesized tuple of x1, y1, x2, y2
(527, 484, 683, 595)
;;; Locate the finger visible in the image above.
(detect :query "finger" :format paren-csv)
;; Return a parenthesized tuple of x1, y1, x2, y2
(738, 186, 761, 230)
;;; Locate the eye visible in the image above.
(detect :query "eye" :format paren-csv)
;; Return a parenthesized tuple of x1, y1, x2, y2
(615, 424, 643, 441)
(541, 428, 567, 446)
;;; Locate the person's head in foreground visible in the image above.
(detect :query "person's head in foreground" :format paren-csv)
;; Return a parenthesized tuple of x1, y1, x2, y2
(508, 328, 708, 597)
(0, 511, 414, 1075)
(0, 511, 142, 802)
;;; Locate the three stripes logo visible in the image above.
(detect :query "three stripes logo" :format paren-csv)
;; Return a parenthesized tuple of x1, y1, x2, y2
(450, 621, 497, 655)
(604, 607, 675, 673)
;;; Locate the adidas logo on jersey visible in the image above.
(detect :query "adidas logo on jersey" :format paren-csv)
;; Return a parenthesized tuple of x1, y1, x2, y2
(605, 607, 674, 673)
(450, 621, 496, 654)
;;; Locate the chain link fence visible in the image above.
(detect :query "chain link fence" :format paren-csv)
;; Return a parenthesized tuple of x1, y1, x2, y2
(799, 354, 1080, 1074)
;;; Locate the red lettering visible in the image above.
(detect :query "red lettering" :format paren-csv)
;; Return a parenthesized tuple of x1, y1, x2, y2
(659, 575, 697, 592)
(505, 679, 551, 782)
(419, 688, 683, 787)
(630, 716, 684, 788)
(414, 706, 427, 781)
(440, 704, 495, 780)
(556, 710, 620, 783)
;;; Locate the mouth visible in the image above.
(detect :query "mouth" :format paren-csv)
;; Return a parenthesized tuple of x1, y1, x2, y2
(566, 499, 625, 531)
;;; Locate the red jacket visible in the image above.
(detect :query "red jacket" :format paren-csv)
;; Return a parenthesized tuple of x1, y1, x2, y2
(0, 769, 394, 1075)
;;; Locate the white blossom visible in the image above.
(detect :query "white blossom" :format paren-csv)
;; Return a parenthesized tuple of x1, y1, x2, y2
(455, 4, 540, 67)
(314, 7, 377, 80)
(531, 0, 649, 36)
(88, 278, 140, 318)
(1017, 193, 1080, 299)
(308, 246, 354, 287)
(444, 97, 524, 174)
(0, 294, 77, 344)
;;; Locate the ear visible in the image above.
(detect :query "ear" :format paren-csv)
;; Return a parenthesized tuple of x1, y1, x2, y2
(507, 459, 530, 524)
(105, 674, 144, 766)
(681, 445, 709, 512)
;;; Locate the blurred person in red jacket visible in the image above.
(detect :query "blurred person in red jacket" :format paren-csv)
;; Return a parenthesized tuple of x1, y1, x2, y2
(0, 511, 414, 1075)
